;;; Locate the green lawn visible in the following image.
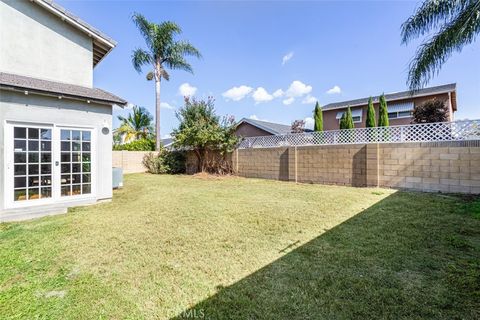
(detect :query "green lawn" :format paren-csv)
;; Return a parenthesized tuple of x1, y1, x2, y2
(1, 174, 479, 319)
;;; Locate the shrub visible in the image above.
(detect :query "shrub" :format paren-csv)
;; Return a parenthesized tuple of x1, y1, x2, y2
(291, 119, 306, 133)
(340, 106, 354, 130)
(142, 148, 186, 174)
(412, 99, 448, 123)
(172, 97, 238, 174)
(113, 139, 155, 151)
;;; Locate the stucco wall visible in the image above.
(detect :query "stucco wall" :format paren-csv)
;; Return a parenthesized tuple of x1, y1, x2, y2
(0, 0, 93, 87)
(0, 90, 113, 211)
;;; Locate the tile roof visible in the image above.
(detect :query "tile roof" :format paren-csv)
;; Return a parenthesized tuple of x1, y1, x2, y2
(323, 83, 456, 111)
(0, 72, 127, 106)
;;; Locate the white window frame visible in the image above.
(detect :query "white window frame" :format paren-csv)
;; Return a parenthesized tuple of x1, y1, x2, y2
(388, 110, 413, 119)
(4, 121, 97, 209)
(337, 113, 362, 123)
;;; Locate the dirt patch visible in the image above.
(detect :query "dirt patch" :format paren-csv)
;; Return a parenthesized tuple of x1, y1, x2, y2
(192, 172, 237, 180)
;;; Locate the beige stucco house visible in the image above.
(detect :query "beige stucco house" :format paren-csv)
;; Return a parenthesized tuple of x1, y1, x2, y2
(0, 0, 127, 221)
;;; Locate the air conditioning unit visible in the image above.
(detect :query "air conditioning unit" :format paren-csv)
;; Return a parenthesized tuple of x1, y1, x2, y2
(112, 167, 123, 189)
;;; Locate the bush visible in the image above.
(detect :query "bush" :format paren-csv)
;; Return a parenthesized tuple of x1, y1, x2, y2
(412, 99, 448, 123)
(142, 148, 186, 174)
(113, 139, 155, 151)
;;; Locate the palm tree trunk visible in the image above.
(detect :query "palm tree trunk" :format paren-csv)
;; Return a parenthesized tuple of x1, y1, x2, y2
(155, 78, 161, 150)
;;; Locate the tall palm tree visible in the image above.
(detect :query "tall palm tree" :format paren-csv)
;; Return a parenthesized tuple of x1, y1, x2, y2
(117, 106, 153, 143)
(131, 13, 201, 150)
(401, 0, 480, 90)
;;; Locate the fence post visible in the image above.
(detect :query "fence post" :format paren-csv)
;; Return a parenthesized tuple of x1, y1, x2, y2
(294, 146, 298, 183)
(365, 143, 379, 187)
(236, 149, 239, 173)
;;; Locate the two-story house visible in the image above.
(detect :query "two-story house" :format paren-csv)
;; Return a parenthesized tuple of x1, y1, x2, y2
(0, 0, 127, 220)
(321, 83, 457, 131)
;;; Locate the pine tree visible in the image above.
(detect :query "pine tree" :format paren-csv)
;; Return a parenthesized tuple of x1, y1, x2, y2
(366, 97, 376, 127)
(313, 102, 323, 131)
(378, 94, 389, 127)
(345, 106, 354, 129)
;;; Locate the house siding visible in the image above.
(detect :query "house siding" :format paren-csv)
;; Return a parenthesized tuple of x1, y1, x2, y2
(0, 90, 113, 212)
(0, 0, 93, 87)
(322, 93, 452, 131)
(236, 122, 273, 137)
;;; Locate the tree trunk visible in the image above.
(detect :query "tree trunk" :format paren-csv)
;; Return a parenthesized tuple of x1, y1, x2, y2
(155, 79, 161, 151)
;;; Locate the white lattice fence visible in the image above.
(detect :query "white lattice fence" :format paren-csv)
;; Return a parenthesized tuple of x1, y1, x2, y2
(238, 120, 480, 149)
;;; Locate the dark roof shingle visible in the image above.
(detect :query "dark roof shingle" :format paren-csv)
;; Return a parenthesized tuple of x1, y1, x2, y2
(323, 83, 456, 110)
(237, 118, 293, 135)
(0, 72, 127, 106)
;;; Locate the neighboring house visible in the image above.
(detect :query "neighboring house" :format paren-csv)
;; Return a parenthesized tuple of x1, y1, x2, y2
(0, 0, 127, 220)
(236, 118, 311, 137)
(321, 83, 457, 131)
(161, 138, 174, 149)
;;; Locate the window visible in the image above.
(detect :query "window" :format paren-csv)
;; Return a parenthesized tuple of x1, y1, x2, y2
(60, 129, 91, 197)
(388, 111, 413, 119)
(336, 109, 362, 123)
(387, 102, 414, 119)
(13, 127, 52, 201)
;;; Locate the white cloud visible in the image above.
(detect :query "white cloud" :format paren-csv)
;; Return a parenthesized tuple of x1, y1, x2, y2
(272, 89, 284, 98)
(160, 102, 174, 109)
(282, 52, 294, 65)
(178, 83, 197, 97)
(304, 117, 314, 130)
(162, 134, 172, 139)
(302, 95, 317, 104)
(222, 85, 253, 101)
(326, 85, 341, 94)
(286, 80, 312, 98)
(252, 87, 274, 104)
(249, 114, 259, 120)
(283, 97, 295, 105)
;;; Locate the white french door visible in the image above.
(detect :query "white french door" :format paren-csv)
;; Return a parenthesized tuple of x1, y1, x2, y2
(4, 122, 95, 209)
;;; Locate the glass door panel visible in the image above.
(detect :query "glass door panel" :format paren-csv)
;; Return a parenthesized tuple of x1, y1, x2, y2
(60, 129, 91, 197)
(13, 126, 52, 202)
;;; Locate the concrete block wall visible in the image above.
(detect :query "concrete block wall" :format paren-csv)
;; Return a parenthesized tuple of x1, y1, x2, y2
(378, 141, 480, 194)
(232, 140, 480, 194)
(112, 151, 151, 174)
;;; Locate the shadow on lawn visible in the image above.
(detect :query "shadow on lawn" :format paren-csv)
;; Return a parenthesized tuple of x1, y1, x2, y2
(172, 192, 479, 319)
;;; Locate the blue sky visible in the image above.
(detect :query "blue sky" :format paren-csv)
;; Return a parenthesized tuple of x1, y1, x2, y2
(58, 0, 479, 137)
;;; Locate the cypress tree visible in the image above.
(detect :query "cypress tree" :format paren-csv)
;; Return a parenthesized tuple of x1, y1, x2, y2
(345, 106, 354, 129)
(339, 112, 346, 129)
(313, 102, 323, 131)
(378, 94, 389, 127)
(366, 97, 376, 127)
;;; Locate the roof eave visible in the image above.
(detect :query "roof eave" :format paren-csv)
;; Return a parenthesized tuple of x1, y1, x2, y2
(33, 0, 116, 67)
(0, 85, 127, 107)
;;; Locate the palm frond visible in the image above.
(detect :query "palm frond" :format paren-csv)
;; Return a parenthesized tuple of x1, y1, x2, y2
(153, 21, 182, 58)
(401, 0, 472, 44)
(407, 0, 480, 90)
(163, 56, 193, 74)
(172, 40, 202, 59)
(132, 13, 155, 50)
(132, 48, 153, 73)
